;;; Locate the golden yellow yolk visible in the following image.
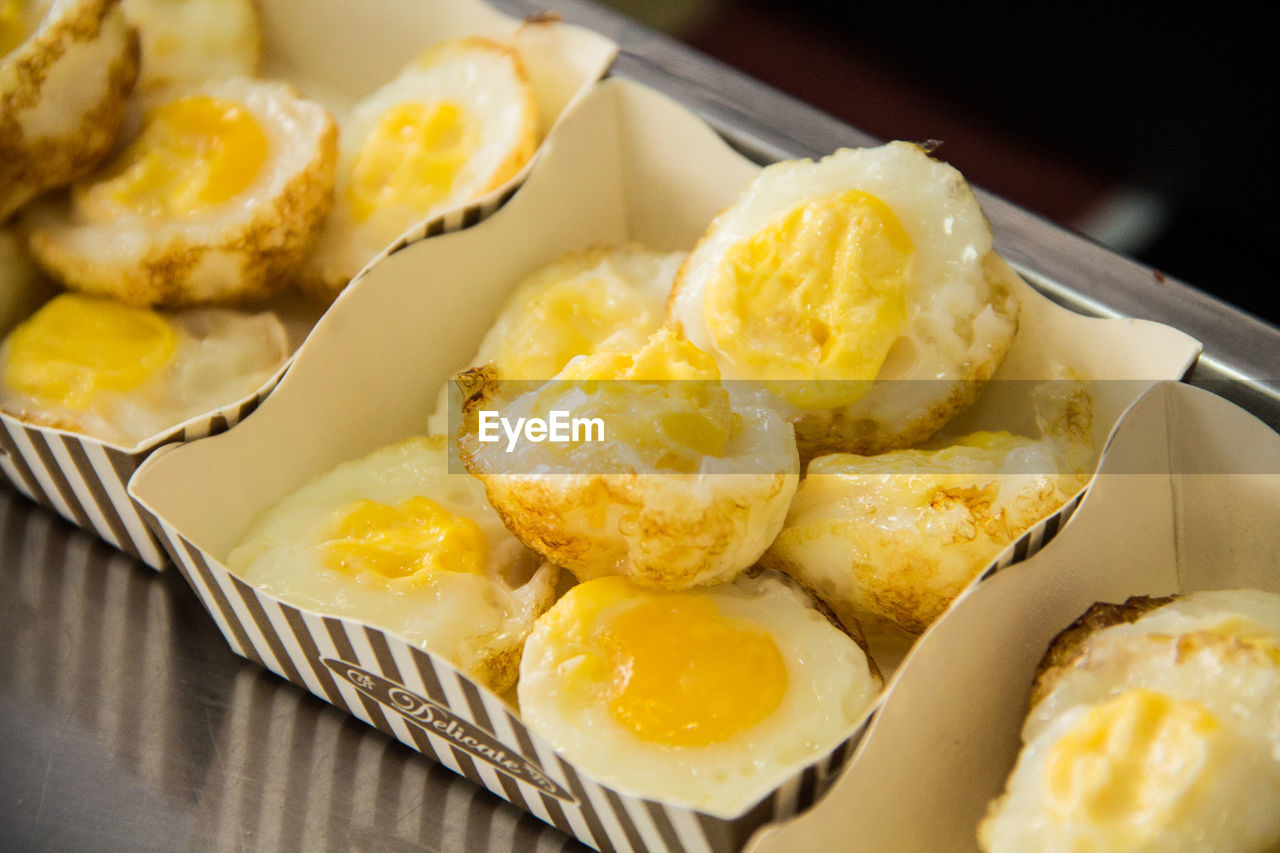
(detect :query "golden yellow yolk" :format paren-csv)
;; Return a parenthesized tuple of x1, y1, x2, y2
(555, 327, 721, 384)
(705, 189, 912, 409)
(4, 294, 177, 410)
(1046, 689, 1218, 836)
(323, 496, 486, 587)
(495, 275, 656, 380)
(546, 330, 737, 471)
(348, 101, 478, 224)
(553, 578, 787, 747)
(76, 95, 268, 220)
(1, 0, 29, 57)
(603, 596, 788, 746)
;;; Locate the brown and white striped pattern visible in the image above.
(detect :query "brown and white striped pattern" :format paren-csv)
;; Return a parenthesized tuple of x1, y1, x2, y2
(377, 184, 522, 265)
(140, 507, 871, 853)
(133, 481, 1083, 852)
(203, 667, 583, 853)
(979, 487, 1087, 582)
(0, 389, 274, 571)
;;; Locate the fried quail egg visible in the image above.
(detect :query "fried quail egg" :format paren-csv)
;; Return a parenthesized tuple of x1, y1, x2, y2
(980, 688, 1280, 853)
(227, 435, 558, 694)
(470, 244, 684, 380)
(1, 0, 139, 221)
(23, 77, 337, 306)
(457, 328, 799, 589)
(300, 37, 538, 299)
(0, 292, 288, 447)
(980, 590, 1280, 852)
(1026, 590, 1280, 749)
(427, 243, 684, 434)
(763, 380, 1094, 637)
(669, 141, 1020, 459)
(518, 572, 882, 816)
(122, 0, 259, 93)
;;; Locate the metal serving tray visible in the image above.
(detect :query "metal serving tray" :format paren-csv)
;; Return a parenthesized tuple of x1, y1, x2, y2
(3, 1, 1278, 850)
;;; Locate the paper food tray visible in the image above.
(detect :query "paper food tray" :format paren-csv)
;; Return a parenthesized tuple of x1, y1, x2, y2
(260, 0, 617, 274)
(129, 78, 1201, 851)
(0, 0, 615, 569)
(748, 380, 1280, 851)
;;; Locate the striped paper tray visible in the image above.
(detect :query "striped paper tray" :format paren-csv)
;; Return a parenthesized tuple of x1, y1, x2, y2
(0, 0, 615, 569)
(129, 78, 1201, 851)
(1, 378, 284, 568)
(751, 381, 1280, 850)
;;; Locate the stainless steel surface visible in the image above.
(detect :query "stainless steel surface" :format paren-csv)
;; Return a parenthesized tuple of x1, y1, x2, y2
(5, 1, 1280, 851)
(0, 490, 584, 852)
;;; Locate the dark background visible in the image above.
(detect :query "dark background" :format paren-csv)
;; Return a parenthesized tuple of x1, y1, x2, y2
(600, 1, 1279, 326)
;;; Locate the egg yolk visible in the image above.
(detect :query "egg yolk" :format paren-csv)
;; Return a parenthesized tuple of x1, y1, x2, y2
(348, 101, 478, 224)
(604, 596, 788, 746)
(559, 328, 719, 383)
(323, 496, 485, 587)
(76, 95, 268, 220)
(1, 0, 29, 57)
(705, 189, 912, 409)
(495, 274, 658, 380)
(1046, 689, 1218, 838)
(3, 294, 177, 410)
(545, 329, 737, 471)
(555, 578, 788, 747)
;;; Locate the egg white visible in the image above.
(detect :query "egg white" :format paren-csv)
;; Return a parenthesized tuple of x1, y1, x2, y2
(227, 435, 558, 694)
(518, 572, 882, 817)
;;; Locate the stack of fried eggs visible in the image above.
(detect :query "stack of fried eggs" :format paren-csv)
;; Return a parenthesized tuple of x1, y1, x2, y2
(981, 589, 1280, 851)
(1, 0, 546, 447)
(231, 138, 1109, 815)
(6, 0, 1126, 827)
